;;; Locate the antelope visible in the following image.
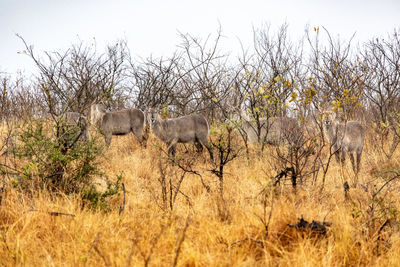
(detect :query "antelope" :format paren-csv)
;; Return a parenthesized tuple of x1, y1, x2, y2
(233, 108, 300, 146)
(147, 108, 213, 160)
(322, 109, 365, 175)
(90, 103, 146, 146)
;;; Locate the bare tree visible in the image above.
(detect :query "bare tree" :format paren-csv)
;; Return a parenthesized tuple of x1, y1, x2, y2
(177, 27, 237, 120)
(17, 35, 129, 116)
(231, 24, 302, 152)
(127, 27, 239, 124)
(0, 73, 41, 121)
(361, 29, 400, 158)
(304, 26, 367, 120)
(127, 53, 185, 110)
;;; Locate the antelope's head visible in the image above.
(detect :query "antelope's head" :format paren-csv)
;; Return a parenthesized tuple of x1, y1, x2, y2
(147, 108, 162, 128)
(90, 103, 106, 125)
(322, 109, 336, 128)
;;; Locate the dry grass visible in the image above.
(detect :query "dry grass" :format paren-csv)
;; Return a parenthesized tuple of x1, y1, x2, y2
(1, 132, 400, 266)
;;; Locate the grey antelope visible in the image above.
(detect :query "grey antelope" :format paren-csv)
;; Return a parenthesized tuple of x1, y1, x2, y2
(90, 103, 146, 146)
(233, 108, 301, 146)
(322, 109, 365, 175)
(147, 108, 213, 160)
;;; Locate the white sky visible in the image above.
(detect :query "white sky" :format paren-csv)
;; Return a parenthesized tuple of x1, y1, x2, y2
(1, 0, 399, 75)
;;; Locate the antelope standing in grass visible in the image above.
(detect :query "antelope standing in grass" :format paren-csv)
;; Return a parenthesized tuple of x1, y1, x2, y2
(147, 108, 213, 160)
(90, 103, 146, 146)
(234, 108, 301, 146)
(322, 109, 365, 175)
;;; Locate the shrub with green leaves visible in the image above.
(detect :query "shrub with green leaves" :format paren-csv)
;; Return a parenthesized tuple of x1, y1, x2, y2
(8, 119, 120, 209)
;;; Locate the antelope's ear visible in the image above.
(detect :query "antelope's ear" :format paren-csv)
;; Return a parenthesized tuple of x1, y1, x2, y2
(155, 113, 163, 120)
(331, 111, 338, 120)
(90, 98, 99, 106)
(319, 103, 335, 115)
(101, 103, 108, 112)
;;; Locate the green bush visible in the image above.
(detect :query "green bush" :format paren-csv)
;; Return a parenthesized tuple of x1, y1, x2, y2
(9, 119, 120, 210)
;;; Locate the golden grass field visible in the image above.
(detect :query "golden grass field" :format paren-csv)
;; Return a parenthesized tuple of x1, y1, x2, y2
(1, 130, 400, 266)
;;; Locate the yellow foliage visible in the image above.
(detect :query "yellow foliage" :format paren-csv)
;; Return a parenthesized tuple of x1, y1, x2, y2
(284, 80, 292, 88)
(273, 76, 282, 82)
(332, 100, 343, 113)
(308, 76, 315, 86)
(160, 104, 170, 118)
(289, 91, 298, 102)
(304, 88, 317, 105)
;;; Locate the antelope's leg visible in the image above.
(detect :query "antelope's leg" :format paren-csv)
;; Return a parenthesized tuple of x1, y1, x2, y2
(195, 142, 203, 152)
(349, 153, 356, 173)
(356, 151, 362, 174)
(167, 138, 178, 156)
(334, 150, 340, 163)
(341, 149, 346, 165)
(168, 144, 177, 156)
(105, 133, 112, 147)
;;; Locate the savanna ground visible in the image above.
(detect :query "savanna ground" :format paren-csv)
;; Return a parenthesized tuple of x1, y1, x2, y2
(1, 126, 400, 267)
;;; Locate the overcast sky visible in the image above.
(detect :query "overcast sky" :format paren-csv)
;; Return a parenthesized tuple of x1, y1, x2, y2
(1, 0, 399, 75)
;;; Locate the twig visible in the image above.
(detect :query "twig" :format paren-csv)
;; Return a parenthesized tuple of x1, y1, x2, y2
(254, 187, 274, 237)
(119, 182, 126, 215)
(375, 218, 391, 256)
(92, 232, 111, 267)
(124, 238, 137, 267)
(172, 213, 191, 267)
(273, 167, 296, 188)
(372, 173, 400, 199)
(265, 193, 274, 236)
(343, 181, 350, 200)
(25, 209, 75, 217)
(142, 221, 172, 267)
(48, 211, 75, 217)
(287, 217, 332, 235)
(174, 158, 210, 192)
(229, 237, 264, 248)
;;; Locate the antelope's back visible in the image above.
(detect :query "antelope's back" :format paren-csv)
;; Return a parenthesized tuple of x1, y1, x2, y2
(169, 114, 209, 141)
(102, 109, 143, 128)
(128, 109, 145, 128)
(345, 120, 365, 145)
(192, 114, 209, 133)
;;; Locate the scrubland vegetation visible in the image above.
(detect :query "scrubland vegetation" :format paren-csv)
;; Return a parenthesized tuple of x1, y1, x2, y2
(1, 24, 400, 266)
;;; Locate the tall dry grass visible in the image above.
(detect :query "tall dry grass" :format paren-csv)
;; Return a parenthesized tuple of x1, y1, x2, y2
(0, 132, 400, 266)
